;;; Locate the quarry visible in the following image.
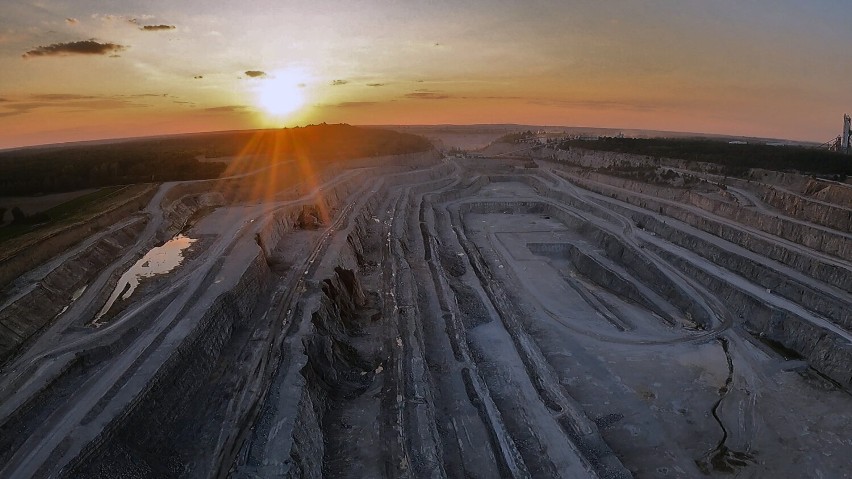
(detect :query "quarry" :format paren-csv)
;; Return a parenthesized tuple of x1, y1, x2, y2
(0, 131, 851, 479)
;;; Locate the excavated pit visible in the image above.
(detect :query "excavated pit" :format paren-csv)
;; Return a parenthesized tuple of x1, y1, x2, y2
(0, 150, 850, 479)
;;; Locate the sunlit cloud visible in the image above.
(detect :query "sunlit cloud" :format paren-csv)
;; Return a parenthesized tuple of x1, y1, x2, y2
(30, 94, 97, 101)
(0, 31, 32, 45)
(526, 98, 664, 112)
(0, 95, 148, 118)
(204, 105, 251, 113)
(22, 40, 126, 58)
(330, 101, 381, 108)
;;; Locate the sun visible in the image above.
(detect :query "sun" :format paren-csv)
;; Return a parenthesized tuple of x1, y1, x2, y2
(254, 69, 307, 117)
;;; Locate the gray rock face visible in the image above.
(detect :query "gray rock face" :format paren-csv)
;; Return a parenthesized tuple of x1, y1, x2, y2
(0, 218, 146, 364)
(2, 149, 851, 479)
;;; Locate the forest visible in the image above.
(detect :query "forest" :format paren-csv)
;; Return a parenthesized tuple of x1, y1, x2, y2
(559, 137, 851, 178)
(0, 124, 432, 196)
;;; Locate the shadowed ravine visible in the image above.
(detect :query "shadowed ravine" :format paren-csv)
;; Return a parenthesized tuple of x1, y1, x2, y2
(696, 337, 754, 474)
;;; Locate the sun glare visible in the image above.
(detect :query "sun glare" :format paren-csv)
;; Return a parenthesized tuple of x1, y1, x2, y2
(255, 70, 307, 117)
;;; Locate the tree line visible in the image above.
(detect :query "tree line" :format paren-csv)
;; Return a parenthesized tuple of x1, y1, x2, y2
(559, 137, 851, 178)
(0, 124, 433, 196)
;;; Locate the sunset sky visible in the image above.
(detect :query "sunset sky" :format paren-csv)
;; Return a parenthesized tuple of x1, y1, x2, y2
(1, 0, 851, 148)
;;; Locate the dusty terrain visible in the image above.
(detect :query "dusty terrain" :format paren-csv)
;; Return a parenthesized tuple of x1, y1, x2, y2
(0, 141, 850, 478)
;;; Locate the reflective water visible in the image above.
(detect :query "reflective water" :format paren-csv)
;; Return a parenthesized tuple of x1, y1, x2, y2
(54, 285, 88, 320)
(93, 235, 197, 324)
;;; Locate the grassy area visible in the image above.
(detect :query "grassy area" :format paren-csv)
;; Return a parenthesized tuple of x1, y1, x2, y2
(560, 137, 851, 178)
(0, 185, 136, 244)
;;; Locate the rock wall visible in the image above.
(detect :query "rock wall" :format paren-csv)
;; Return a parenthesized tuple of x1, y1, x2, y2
(160, 192, 226, 240)
(760, 182, 851, 233)
(802, 179, 852, 206)
(559, 173, 852, 293)
(68, 248, 273, 476)
(572, 171, 852, 262)
(0, 185, 156, 291)
(649, 243, 852, 387)
(0, 218, 147, 365)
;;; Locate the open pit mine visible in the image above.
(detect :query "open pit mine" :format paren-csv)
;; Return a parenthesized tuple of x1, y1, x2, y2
(0, 140, 851, 479)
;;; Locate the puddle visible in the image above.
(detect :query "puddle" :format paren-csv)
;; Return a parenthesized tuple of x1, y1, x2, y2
(53, 285, 87, 320)
(93, 235, 197, 325)
(71, 285, 87, 302)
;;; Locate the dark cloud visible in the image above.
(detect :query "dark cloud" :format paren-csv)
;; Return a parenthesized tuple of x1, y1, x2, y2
(23, 40, 126, 58)
(203, 105, 251, 113)
(244, 70, 266, 78)
(366, 83, 385, 87)
(330, 79, 348, 86)
(140, 24, 176, 31)
(194, 75, 203, 79)
(404, 91, 452, 100)
(65, 18, 79, 25)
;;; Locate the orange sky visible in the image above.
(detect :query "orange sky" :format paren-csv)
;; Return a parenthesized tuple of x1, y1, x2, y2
(1, 0, 851, 148)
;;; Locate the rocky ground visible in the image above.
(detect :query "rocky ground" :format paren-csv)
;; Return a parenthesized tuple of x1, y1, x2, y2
(0, 147, 850, 478)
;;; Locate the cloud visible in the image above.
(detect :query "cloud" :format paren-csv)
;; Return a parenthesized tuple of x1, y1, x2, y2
(526, 98, 661, 112)
(0, 95, 147, 118)
(404, 90, 452, 100)
(22, 40, 126, 58)
(30, 93, 97, 101)
(93, 14, 141, 24)
(330, 101, 380, 108)
(203, 105, 251, 113)
(330, 79, 348, 86)
(366, 83, 385, 87)
(244, 70, 266, 78)
(0, 31, 32, 45)
(65, 18, 79, 25)
(140, 24, 176, 31)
